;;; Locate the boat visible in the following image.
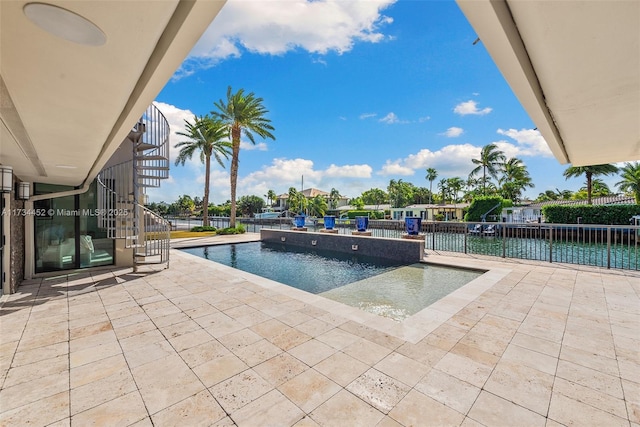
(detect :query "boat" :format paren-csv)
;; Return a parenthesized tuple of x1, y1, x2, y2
(255, 208, 281, 219)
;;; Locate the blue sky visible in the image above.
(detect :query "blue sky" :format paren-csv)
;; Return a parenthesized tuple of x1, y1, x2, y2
(148, 0, 614, 205)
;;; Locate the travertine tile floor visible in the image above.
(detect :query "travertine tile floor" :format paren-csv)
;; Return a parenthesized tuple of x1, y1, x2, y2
(1, 234, 638, 426)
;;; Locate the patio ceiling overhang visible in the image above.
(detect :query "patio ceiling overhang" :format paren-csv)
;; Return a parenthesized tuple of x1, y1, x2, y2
(456, 0, 640, 166)
(1, 0, 225, 186)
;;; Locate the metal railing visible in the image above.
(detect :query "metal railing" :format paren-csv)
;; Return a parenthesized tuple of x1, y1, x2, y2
(96, 102, 171, 268)
(229, 218, 639, 271)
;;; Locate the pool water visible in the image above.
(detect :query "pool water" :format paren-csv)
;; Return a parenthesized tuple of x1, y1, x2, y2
(182, 242, 483, 321)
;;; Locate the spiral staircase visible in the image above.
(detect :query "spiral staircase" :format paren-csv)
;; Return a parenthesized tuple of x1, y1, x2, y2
(97, 104, 171, 269)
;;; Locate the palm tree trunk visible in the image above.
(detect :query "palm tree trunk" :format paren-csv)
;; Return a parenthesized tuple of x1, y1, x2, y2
(586, 172, 593, 204)
(203, 153, 210, 227)
(229, 125, 241, 228)
(483, 167, 487, 195)
(429, 181, 433, 204)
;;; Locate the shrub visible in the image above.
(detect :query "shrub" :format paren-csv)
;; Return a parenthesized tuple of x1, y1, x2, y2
(190, 225, 216, 232)
(216, 224, 246, 235)
(344, 210, 384, 219)
(464, 197, 509, 222)
(542, 204, 639, 224)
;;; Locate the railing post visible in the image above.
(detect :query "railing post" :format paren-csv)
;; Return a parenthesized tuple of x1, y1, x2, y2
(549, 225, 553, 263)
(464, 228, 467, 254)
(432, 223, 436, 251)
(607, 227, 611, 269)
(502, 223, 506, 258)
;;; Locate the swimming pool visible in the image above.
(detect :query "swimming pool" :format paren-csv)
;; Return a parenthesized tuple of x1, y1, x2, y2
(182, 242, 483, 321)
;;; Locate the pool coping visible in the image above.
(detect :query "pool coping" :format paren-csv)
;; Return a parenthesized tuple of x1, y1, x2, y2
(173, 247, 511, 344)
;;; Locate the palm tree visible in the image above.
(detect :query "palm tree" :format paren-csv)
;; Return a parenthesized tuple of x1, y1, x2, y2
(470, 143, 506, 195)
(425, 168, 438, 204)
(499, 157, 534, 203)
(616, 162, 640, 203)
(329, 188, 341, 210)
(437, 178, 449, 203)
(175, 115, 231, 227)
(446, 177, 465, 203)
(266, 189, 277, 207)
(309, 195, 328, 217)
(563, 164, 618, 204)
(212, 86, 275, 227)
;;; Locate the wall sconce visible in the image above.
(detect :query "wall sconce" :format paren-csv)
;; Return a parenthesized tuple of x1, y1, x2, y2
(280, 236, 286, 242)
(17, 182, 30, 200)
(351, 244, 358, 251)
(311, 240, 317, 246)
(0, 165, 13, 193)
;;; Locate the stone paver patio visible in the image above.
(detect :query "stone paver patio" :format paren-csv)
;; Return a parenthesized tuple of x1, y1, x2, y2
(1, 234, 638, 426)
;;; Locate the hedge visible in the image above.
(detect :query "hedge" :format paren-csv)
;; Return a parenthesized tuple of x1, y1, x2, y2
(542, 204, 640, 224)
(342, 210, 385, 219)
(464, 197, 511, 222)
(190, 225, 216, 232)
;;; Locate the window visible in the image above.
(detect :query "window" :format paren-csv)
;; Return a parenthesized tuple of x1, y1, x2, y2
(34, 181, 114, 273)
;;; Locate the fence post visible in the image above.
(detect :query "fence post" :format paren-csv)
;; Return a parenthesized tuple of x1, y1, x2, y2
(549, 226, 553, 263)
(432, 224, 436, 251)
(464, 229, 467, 254)
(607, 227, 611, 269)
(502, 223, 506, 258)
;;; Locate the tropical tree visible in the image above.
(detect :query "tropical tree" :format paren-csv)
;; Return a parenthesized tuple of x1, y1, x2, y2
(238, 195, 265, 217)
(437, 178, 450, 203)
(361, 188, 387, 210)
(349, 196, 365, 210)
(147, 201, 169, 216)
(616, 162, 640, 204)
(576, 178, 613, 199)
(412, 187, 431, 204)
(175, 115, 231, 226)
(563, 164, 618, 204)
(309, 195, 328, 217)
(498, 157, 534, 203)
(425, 168, 438, 204)
(176, 194, 196, 217)
(387, 179, 414, 208)
(265, 189, 277, 207)
(212, 86, 275, 227)
(328, 188, 341, 210)
(446, 177, 465, 203)
(463, 176, 483, 202)
(470, 143, 506, 195)
(288, 187, 307, 214)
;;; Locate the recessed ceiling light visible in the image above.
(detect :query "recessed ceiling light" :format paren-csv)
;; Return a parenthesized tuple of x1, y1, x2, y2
(24, 3, 106, 46)
(55, 165, 77, 169)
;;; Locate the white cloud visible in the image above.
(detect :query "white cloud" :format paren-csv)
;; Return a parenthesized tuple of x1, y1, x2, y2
(239, 158, 373, 199)
(359, 113, 377, 120)
(175, 0, 397, 77)
(154, 102, 200, 170)
(378, 160, 415, 176)
(379, 112, 408, 124)
(325, 164, 372, 178)
(418, 116, 431, 123)
(495, 128, 553, 157)
(453, 100, 492, 116)
(378, 134, 550, 182)
(378, 144, 481, 177)
(240, 141, 269, 151)
(441, 127, 464, 137)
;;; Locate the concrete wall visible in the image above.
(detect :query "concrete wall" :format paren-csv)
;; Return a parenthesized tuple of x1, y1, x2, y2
(260, 229, 424, 263)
